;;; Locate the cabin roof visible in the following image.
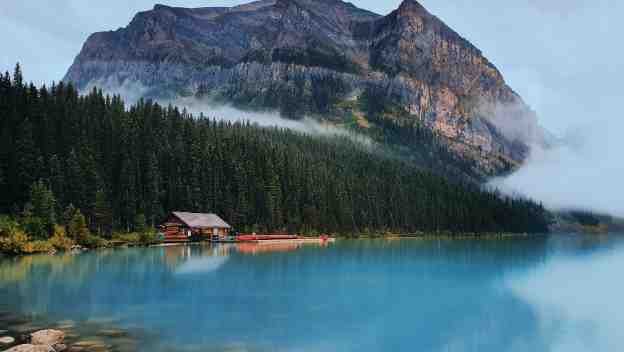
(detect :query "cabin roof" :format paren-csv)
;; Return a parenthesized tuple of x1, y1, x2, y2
(171, 212, 232, 229)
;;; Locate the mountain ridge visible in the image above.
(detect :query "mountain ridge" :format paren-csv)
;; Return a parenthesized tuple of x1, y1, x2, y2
(64, 0, 545, 178)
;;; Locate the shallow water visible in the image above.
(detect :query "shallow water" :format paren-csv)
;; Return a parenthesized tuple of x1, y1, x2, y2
(0, 234, 622, 352)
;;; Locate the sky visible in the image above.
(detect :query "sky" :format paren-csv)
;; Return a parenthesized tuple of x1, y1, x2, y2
(1, 0, 623, 215)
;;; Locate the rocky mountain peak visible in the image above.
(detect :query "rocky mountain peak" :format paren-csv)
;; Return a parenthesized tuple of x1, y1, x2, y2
(153, 4, 170, 11)
(397, 0, 428, 16)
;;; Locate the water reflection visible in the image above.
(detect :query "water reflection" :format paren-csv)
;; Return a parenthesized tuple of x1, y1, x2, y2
(237, 242, 302, 255)
(507, 238, 624, 352)
(0, 241, 330, 284)
(174, 245, 233, 275)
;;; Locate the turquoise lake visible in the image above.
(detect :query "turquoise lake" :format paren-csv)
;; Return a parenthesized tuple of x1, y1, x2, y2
(1, 235, 623, 351)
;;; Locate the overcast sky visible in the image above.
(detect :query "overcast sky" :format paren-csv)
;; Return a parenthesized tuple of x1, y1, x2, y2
(1, 0, 622, 134)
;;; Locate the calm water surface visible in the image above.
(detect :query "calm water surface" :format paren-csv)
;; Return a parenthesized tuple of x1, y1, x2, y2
(0, 234, 623, 352)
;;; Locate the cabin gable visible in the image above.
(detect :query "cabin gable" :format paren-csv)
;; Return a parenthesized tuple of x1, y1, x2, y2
(160, 212, 231, 242)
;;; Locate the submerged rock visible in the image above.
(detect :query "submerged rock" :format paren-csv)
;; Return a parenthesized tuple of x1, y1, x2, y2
(30, 329, 65, 346)
(69, 246, 85, 255)
(12, 324, 42, 334)
(96, 329, 127, 338)
(52, 343, 67, 352)
(109, 337, 137, 352)
(0, 336, 15, 344)
(71, 339, 110, 350)
(54, 321, 75, 330)
(3, 344, 54, 352)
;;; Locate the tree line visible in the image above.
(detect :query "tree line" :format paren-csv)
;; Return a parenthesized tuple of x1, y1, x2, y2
(0, 64, 550, 239)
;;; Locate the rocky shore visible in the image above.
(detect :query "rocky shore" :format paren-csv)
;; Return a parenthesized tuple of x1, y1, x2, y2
(0, 313, 140, 352)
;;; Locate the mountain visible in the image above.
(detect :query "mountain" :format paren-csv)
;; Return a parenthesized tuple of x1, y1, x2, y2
(64, 0, 545, 177)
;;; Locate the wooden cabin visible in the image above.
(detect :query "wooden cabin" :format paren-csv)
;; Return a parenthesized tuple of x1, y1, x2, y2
(160, 212, 232, 242)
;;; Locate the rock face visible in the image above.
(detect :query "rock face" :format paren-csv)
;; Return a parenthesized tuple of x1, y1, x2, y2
(64, 0, 545, 175)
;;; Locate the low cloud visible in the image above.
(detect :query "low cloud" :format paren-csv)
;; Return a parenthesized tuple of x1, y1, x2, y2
(478, 98, 548, 148)
(491, 117, 624, 217)
(167, 96, 375, 147)
(83, 77, 151, 104)
(84, 80, 376, 149)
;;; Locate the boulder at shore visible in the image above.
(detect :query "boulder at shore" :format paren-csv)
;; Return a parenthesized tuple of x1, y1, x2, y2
(30, 330, 64, 346)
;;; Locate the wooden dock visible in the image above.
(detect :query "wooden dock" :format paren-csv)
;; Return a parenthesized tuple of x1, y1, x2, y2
(162, 233, 336, 245)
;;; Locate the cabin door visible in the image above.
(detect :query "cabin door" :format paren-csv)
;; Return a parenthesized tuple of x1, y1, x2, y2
(213, 228, 219, 240)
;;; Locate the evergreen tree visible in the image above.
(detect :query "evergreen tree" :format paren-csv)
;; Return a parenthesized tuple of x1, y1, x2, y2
(48, 155, 64, 210)
(79, 146, 99, 219)
(117, 156, 137, 231)
(21, 202, 47, 240)
(14, 118, 38, 202)
(29, 180, 56, 233)
(133, 213, 147, 233)
(93, 188, 112, 237)
(144, 152, 162, 226)
(264, 159, 283, 231)
(62, 204, 78, 230)
(12, 63, 23, 88)
(65, 150, 83, 208)
(67, 207, 90, 243)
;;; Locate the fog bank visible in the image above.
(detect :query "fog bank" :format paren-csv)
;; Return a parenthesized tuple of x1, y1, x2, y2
(508, 245, 624, 351)
(166, 97, 375, 147)
(491, 113, 624, 217)
(82, 79, 375, 148)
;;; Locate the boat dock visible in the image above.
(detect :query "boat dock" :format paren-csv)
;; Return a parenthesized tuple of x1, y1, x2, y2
(232, 234, 335, 245)
(246, 237, 336, 245)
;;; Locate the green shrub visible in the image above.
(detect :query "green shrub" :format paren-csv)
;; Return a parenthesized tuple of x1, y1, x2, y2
(22, 240, 54, 254)
(138, 229, 159, 245)
(0, 230, 30, 254)
(112, 230, 160, 245)
(79, 234, 108, 249)
(112, 232, 141, 244)
(21, 214, 48, 240)
(0, 216, 20, 236)
(49, 225, 75, 251)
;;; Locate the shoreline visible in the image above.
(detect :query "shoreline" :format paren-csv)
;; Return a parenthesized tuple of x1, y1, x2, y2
(6, 229, 623, 258)
(0, 311, 144, 352)
(0, 232, 552, 258)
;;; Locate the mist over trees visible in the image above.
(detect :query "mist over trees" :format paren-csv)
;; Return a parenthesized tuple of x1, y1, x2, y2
(0, 65, 550, 236)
